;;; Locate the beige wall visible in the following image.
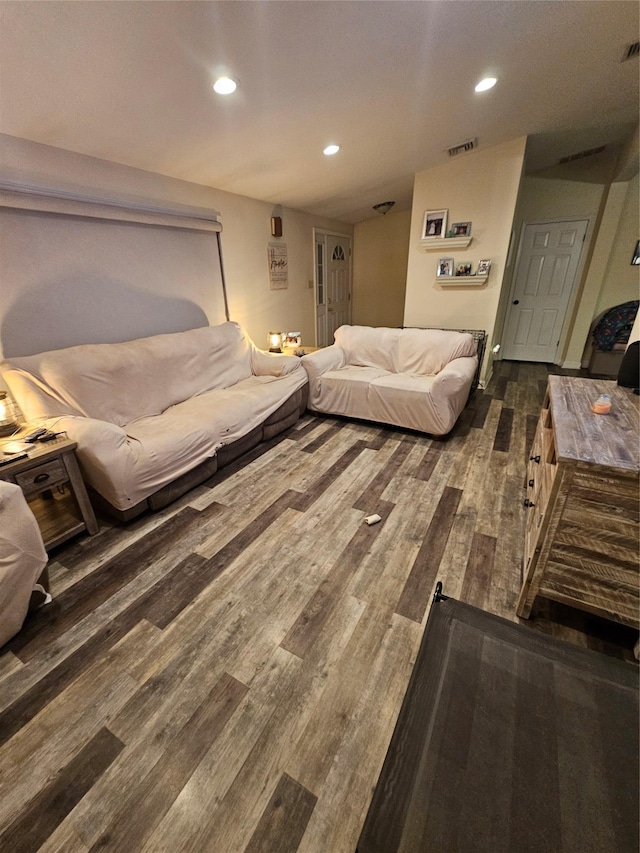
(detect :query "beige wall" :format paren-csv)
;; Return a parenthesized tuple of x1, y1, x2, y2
(0, 135, 351, 357)
(594, 174, 639, 315)
(495, 174, 606, 368)
(352, 209, 410, 328)
(562, 175, 639, 367)
(509, 175, 604, 235)
(404, 137, 527, 382)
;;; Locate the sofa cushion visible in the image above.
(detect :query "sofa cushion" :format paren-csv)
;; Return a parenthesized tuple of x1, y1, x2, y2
(334, 326, 397, 372)
(368, 373, 444, 433)
(333, 325, 476, 376)
(395, 328, 477, 375)
(316, 365, 390, 417)
(98, 373, 306, 508)
(5, 323, 255, 427)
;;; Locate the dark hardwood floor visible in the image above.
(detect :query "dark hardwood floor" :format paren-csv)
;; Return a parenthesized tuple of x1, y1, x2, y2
(0, 361, 636, 853)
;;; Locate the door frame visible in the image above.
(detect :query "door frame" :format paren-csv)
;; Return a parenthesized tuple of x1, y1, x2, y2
(501, 216, 594, 365)
(313, 228, 352, 347)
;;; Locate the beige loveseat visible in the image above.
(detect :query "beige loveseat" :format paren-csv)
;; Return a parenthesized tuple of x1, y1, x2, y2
(302, 325, 479, 436)
(3, 322, 308, 520)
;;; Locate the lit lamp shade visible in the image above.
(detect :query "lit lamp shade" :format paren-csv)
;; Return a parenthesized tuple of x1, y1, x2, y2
(268, 331, 283, 352)
(0, 391, 20, 437)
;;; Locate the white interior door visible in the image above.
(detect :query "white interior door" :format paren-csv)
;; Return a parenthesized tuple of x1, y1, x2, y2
(502, 219, 588, 362)
(315, 231, 351, 346)
(315, 234, 328, 346)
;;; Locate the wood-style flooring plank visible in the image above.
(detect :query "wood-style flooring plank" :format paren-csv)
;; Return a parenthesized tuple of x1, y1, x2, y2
(295, 612, 420, 853)
(244, 773, 317, 853)
(493, 406, 514, 453)
(86, 673, 248, 852)
(352, 440, 414, 511)
(0, 727, 123, 853)
(460, 531, 497, 610)
(395, 486, 462, 623)
(142, 598, 366, 853)
(6, 502, 226, 663)
(281, 513, 391, 659)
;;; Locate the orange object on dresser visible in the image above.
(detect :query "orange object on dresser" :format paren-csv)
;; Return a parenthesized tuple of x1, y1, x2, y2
(591, 393, 612, 414)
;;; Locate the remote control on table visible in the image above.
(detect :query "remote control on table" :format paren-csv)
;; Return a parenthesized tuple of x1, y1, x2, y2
(24, 427, 48, 442)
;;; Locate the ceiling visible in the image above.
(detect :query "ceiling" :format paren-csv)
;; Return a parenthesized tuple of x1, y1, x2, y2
(0, 1, 638, 224)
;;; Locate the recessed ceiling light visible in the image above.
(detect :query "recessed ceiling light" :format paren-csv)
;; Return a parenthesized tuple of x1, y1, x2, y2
(213, 76, 237, 95)
(475, 77, 497, 93)
(323, 144, 340, 156)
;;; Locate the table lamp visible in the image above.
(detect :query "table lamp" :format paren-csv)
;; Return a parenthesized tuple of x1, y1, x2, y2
(0, 391, 20, 437)
(268, 332, 283, 353)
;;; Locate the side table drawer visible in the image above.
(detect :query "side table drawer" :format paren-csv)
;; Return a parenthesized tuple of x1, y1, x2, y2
(15, 458, 68, 496)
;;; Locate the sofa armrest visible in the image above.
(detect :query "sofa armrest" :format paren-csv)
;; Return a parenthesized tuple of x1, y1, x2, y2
(301, 346, 345, 379)
(301, 346, 345, 409)
(250, 347, 303, 377)
(431, 356, 478, 397)
(43, 415, 133, 506)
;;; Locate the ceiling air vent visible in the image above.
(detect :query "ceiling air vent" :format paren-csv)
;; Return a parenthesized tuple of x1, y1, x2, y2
(446, 138, 478, 158)
(558, 145, 606, 165)
(622, 40, 639, 61)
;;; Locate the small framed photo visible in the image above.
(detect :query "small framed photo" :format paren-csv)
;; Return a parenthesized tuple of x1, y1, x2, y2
(437, 257, 454, 277)
(476, 259, 491, 275)
(455, 262, 472, 277)
(422, 209, 448, 239)
(631, 241, 640, 265)
(449, 221, 472, 237)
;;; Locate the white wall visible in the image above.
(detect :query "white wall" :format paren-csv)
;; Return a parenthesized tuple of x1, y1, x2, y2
(0, 135, 351, 358)
(404, 137, 526, 382)
(352, 209, 411, 328)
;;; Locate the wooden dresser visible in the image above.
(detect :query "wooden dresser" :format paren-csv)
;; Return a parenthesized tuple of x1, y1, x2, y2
(517, 376, 639, 629)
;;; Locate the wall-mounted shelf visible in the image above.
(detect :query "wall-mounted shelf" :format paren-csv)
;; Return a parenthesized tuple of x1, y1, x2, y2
(436, 274, 488, 287)
(420, 236, 472, 250)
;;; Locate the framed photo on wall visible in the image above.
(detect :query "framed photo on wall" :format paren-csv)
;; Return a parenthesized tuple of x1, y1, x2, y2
(437, 257, 454, 277)
(476, 259, 491, 275)
(422, 209, 448, 239)
(449, 221, 472, 237)
(455, 262, 472, 276)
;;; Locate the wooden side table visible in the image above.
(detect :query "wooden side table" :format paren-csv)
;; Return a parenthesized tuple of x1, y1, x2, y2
(282, 345, 322, 357)
(0, 436, 98, 551)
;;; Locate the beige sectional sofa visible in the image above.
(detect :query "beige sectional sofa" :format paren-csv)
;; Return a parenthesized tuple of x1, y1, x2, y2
(3, 322, 308, 520)
(302, 325, 479, 436)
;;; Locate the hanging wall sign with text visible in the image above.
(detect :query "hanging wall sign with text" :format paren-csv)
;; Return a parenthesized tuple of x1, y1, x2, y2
(268, 243, 288, 289)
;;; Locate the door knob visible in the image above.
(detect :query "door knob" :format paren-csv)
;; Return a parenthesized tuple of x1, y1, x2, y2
(513, 299, 519, 305)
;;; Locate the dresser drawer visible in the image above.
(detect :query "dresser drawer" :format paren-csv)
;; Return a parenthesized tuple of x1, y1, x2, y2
(15, 458, 68, 496)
